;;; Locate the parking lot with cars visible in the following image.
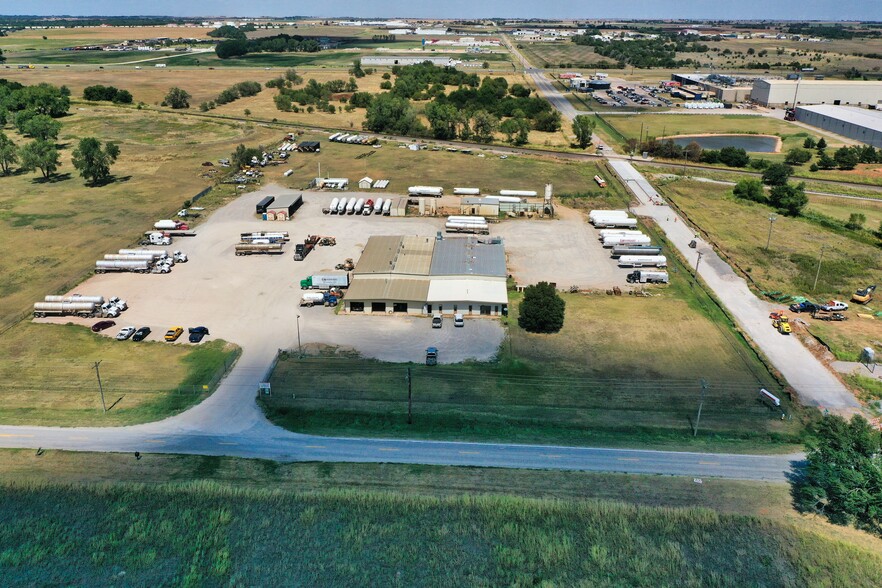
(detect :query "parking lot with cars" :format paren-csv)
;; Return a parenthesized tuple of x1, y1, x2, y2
(36, 185, 631, 363)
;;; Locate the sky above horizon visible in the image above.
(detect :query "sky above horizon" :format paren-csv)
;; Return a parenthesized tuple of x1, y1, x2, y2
(5, 1, 880, 22)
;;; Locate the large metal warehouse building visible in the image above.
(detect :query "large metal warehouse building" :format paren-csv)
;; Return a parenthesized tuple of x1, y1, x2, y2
(795, 105, 882, 148)
(751, 79, 882, 107)
(361, 56, 457, 67)
(344, 235, 509, 316)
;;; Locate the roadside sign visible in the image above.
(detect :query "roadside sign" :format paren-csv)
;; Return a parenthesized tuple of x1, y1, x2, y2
(259, 382, 271, 395)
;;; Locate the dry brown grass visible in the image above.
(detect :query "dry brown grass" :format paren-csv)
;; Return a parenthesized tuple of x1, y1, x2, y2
(5, 25, 213, 42)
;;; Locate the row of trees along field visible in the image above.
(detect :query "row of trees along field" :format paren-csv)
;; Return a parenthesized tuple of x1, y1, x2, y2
(0, 80, 120, 185)
(215, 34, 321, 59)
(268, 62, 563, 144)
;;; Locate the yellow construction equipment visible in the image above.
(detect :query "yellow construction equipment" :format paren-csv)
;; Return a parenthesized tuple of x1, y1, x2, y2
(852, 285, 876, 304)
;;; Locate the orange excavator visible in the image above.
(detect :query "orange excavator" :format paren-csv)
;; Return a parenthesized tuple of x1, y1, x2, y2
(852, 285, 876, 304)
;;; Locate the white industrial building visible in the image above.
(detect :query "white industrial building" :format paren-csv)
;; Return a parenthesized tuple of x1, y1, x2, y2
(751, 79, 882, 107)
(361, 55, 458, 67)
(344, 235, 508, 316)
(795, 105, 882, 148)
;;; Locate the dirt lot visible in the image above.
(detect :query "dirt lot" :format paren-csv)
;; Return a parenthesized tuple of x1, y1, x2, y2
(35, 185, 627, 363)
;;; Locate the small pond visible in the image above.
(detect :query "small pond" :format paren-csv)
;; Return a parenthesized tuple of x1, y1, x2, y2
(668, 134, 779, 153)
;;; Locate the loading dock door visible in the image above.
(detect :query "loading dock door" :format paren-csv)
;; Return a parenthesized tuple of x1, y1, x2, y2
(350, 302, 364, 312)
(480, 305, 491, 316)
(393, 302, 407, 313)
(371, 302, 387, 313)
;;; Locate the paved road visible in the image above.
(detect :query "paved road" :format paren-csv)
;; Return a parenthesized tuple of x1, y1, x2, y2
(0, 50, 830, 481)
(610, 159, 859, 411)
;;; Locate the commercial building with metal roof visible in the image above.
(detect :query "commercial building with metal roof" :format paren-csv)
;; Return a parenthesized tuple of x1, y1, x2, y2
(344, 235, 509, 316)
(795, 105, 882, 148)
(751, 79, 882, 107)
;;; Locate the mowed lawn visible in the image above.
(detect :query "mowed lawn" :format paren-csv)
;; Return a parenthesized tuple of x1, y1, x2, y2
(2, 481, 881, 586)
(0, 324, 238, 426)
(265, 260, 795, 451)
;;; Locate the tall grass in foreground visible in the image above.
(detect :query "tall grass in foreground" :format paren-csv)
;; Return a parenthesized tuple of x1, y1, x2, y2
(0, 481, 879, 586)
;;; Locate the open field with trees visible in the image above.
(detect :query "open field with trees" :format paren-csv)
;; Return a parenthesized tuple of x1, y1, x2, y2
(264, 233, 798, 451)
(1, 475, 880, 586)
(656, 177, 882, 363)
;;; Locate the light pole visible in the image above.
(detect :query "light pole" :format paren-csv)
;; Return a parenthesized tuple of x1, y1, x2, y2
(765, 215, 777, 251)
(695, 251, 703, 274)
(812, 245, 827, 292)
(296, 314, 302, 358)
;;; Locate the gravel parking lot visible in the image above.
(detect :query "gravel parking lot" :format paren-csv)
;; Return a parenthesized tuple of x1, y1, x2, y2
(37, 185, 625, 363)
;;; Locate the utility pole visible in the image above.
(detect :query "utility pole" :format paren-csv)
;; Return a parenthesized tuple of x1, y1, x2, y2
(94, 361, 107, 413)
(765, 215, 777, 251)
(406, 367, 412, 425)
(296, 314, 302, 358)
(695, 251, 703, 274)
(812, 245, 827, 292)
(693, 379, 708, 437)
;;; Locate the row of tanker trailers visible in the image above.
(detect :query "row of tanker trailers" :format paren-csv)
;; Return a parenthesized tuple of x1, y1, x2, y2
(324, 197, 392, 216)
(590, 210, 669, 282)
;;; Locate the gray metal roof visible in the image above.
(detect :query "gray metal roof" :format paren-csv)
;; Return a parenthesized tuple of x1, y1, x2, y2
(429, 237, 506, 277)
(797, 104, 882, 133)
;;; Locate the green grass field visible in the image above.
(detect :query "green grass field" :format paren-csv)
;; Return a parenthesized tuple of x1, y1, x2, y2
(657, 178, 882, 300)
(517, 42, 608, 69)
(657, 177, 882, 362)
(264, 223, 799, 452)
(0, 324, 239, 425)
(1, 478, 880, 586)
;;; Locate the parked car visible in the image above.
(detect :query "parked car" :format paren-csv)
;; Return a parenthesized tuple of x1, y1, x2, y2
(819, 300, 849, 312)
(188, 326, 210, 343)
(115, 326, 136, 341)
(431, 314, 442, 328)
(788, 301, 817, 313)
(132, 327, 151, 342)
(91, 320, 116, 333)
(164, 326, 184, 341)
(453, 313, 464, 328)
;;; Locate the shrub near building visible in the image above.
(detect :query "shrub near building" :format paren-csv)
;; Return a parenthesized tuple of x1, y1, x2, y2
(518, 282, 566, 334)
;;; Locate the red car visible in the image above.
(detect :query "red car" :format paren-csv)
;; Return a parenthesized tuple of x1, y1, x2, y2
(91, 320, 116, 332)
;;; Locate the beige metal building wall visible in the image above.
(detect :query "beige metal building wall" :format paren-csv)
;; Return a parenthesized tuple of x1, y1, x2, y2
(751, 79, 882, 107)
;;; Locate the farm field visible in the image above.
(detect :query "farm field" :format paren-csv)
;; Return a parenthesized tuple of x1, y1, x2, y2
(0, 325, 238, 426)
(264, 235, 797, 452)
(2, 477, 881, 586)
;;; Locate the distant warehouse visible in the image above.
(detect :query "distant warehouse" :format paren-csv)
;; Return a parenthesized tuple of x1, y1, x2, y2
(751, 79, 882, 107)
(361, 56, 459, 67)
(344, 235, 508, 316)
(795, 105, 882, 148)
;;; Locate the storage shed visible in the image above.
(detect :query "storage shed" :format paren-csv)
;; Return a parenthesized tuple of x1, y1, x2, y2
(460, 197, 500, 217)
(264, 194, 303, 221)
(359, 177, 374, 189)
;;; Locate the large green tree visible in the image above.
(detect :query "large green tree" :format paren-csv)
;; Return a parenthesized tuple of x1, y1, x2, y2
(794, 414, 882, 536)
(732, 179, 766, 203)
(768, 182, 808, 216)
(71, 137, 120, 185)
(162, 87, 191, 109)
(0, 132, 18, 174)
(19, 139, 60, 178)
(364, 93, 422, 136)
(834, 146, 860, 170)
(518, 282, 566, 334)
(784, 147, 812, 166)
(231, 144, 261, 170)
(22, 113, 61, 141)
(471, 110, 499, 143)
(761, 163, 793, 186)
(424, 101, 460, 140)
(571, 115, 596, 149)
